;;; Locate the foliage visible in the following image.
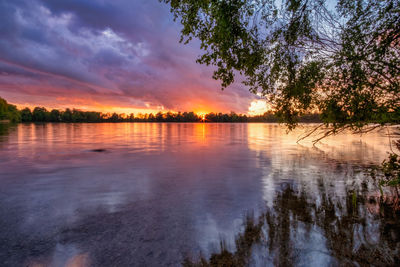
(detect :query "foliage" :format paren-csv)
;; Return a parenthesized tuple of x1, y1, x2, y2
(6, 104, 21, 123)
(0, 97, 7, 120)
(32, 107, 50, 122)
(0, 97, 21, 122)
(0, 96, 324, 123)
(21, 108, 33, 122)
(19, 107, 321, 123)
(162, 0, 400, 197)
(162, 0, 400, 130)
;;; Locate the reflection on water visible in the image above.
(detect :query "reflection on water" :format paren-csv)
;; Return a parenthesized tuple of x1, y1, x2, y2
(185, 182, 400, 266)
(0, 123, 397, 266)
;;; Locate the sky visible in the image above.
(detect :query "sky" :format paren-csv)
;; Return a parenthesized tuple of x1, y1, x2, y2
(0, 0, 266, 115)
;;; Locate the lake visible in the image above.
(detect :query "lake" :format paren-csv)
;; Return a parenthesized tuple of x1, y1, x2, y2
(0, 123, 398, 266)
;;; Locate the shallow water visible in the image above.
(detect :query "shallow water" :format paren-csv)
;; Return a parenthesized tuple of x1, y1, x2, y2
(0, 123, 398, 266)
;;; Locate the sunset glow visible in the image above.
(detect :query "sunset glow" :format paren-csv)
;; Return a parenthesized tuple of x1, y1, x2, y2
(0, 1, 398, 266)
(248, 100, 270, 115)
(0, 0, 258, 114)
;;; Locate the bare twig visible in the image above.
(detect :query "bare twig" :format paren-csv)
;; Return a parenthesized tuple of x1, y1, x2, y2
(296, 123, 324, 143)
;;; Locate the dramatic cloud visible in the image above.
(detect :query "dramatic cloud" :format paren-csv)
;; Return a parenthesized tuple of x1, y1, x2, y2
(0, 0, 261, 114)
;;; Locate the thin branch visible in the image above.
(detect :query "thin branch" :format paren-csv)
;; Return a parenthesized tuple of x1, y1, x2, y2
(297, 123, 324, 143)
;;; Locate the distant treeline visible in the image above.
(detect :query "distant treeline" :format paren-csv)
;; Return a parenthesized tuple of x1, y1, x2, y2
(0, 96, 321, 123)
(0, 97, 20, 122)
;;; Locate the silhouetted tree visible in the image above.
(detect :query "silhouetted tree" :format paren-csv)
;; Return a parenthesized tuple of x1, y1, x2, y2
(32, 107, 49, 122)
(0, 96, 325, 124)
(148, 113, 155, 122)
(175, 112, 183, 122)
(109, 113, 120, 122)
(62, 108, 72, 122)
(156, 112, 164, 122)
(128, 113, 135, 122)
(50, 109, 61, 122)
(165, 112, 175, 122)
(21, 108, 32, 122)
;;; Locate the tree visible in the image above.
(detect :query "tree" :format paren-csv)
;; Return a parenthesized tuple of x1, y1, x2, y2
(176, 112, 183, 122)
(147, 113, 156, 122)
(109, 112, 120, 122)
(165, 111, 175, 122)
(0, 97, 9, 120)
(0, 97, 21, 122)
(162, 0, 400, 193)
(128, 113, 135, 122)
(7, 104, 21, 123)
(162, 0, 400, 130)
(32, 107, 49, 122)
(50, 109, 61, 122)
(21, 108, 33, 122)
(86, 111, 102, 122)
(71, 109, 84, 122)
(156, 112, 164, 122)
(182, 112, 200, 122)
(62, 108, 73, 122)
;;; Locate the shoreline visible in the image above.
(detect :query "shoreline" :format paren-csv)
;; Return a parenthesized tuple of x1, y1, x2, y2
(12, 122, 398, 126)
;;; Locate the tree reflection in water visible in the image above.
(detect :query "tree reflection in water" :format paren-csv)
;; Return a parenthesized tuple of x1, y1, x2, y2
(184, 181, 400, 266)
(0, 123, 11, 136)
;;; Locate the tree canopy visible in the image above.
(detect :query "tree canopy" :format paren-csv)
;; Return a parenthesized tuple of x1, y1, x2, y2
(162, 0, 400, 130)
(0, 97, 7, 120)
(0, 97, 21, 123)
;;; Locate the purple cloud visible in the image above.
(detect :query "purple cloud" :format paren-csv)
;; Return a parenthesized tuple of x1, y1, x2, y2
(0, 0, 259, 113)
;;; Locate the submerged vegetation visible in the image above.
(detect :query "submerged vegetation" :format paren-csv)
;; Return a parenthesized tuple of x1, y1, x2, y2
(184, 184, 400, 266)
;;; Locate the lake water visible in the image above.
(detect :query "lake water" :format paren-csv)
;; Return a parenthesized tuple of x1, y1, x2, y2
(0, 123, 398, 266)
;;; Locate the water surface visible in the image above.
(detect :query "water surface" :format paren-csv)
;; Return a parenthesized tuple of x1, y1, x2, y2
(0, 123, 398, 266)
